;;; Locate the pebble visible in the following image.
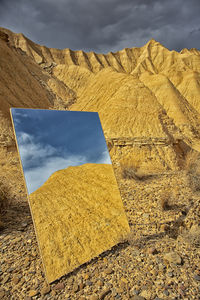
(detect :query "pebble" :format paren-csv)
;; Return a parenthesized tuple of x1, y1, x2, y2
(194, 274, 200, 281)
(99, 288, 111, 299)
(163, 289, 169, 296)
(90, 295, 98, 300)
(132, 296, 146, 300)
(54, 282, 65, 290)
(28, 290, 38, 297)
(146, 247, 158, 255)
(140, 289, 152, 299)
(104, 267, 113, 275)
(73, 283, 79, 292)
(167, 271, 173, 277)
(97, 279, 104, 287)
(41, 285, 51, 295)
(2, 274, 10, 284)
(12, 275, 20, 284)
(163, 252, 182, 265)
(0, 291, 5, 298)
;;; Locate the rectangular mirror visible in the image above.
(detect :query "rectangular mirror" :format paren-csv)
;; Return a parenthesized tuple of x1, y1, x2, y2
(10, 108, 130, 283)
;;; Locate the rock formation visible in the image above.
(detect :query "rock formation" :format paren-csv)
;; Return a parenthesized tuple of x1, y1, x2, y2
(0, 27, 200, 172)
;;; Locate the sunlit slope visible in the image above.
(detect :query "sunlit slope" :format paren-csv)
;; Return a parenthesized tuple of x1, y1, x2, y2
(29, 163, 130, 283)
(1, 27, 200, 169)
(70, 68, 166, 138)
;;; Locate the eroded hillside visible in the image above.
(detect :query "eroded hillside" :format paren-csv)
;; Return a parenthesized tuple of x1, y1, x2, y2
(1, 27, 200, 173)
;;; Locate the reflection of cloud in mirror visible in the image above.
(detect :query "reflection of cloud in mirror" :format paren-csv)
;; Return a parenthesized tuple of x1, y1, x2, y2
(11, 108, 111, 194)
(26, 155, 87, 194)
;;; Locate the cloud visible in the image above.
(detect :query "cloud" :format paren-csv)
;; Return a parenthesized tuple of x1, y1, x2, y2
(96, 150, 112, 164)
(18, 132, 57, 169)
(17, 131, 111, 194)
(0, 0, 200, 52)
(25, 154, 87, 194)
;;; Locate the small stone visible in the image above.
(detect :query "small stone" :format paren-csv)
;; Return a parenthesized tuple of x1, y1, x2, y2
(90, 295, 98, 300)
(0, 291, 5, 298)
(12, 275, 20, 284)
(147, 247, 158, 255)
(24, 257, 31, 267)
(73, 283, 79, 292)
(54, 282, 65, 290)
(79, 282, 85, 289)
(99, 288, 111, 299)
(160, 224, 170, 232)
(167, 272, 174, 277)
(41, 285, 51, 295)
(2, 274, 10, 284)
(28, 290, 38, 297)
(84, 273, 89, 280)
(194, 274, 200, 281)
(163, 252, 182, 265)
(143, 213, 149, 219)
(104, 268, 113, 275)
(163, 289, 169, 296)
(121, 277, 128, 284)
(158, 263, 166, 271)
(132, 296, 146, 300)
(130, 288, 140, 296)
(151, 270, 158, 276)
(51, 290, 56, 296)
(140, 289, 152, 299)
(97, 279, 104, 287)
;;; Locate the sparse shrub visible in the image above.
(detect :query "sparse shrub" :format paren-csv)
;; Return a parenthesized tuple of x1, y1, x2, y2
(184, 150, 200, 192)
(182, 224, 200, 247)
(184, 150, 199, 173)
(121, 165, 149, 181)
(122, 166, 138, 180)
(160, 192, 171, 211)
(0, 182, 7, 229)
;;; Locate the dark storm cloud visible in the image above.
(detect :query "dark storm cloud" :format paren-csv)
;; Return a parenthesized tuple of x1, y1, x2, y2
(0, 0, 200, 52)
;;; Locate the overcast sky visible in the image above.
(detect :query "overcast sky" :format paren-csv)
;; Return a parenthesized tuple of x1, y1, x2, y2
(11, 108, 111, 194)
(0, 0, 200, 53)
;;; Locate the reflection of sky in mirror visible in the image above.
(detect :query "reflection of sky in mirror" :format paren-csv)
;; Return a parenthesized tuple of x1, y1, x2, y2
(11, 108, 111, 194)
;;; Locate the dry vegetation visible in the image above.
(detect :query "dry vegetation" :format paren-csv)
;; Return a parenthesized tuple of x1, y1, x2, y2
(184, 149, 200, 191)
(0, 182, 7, 228)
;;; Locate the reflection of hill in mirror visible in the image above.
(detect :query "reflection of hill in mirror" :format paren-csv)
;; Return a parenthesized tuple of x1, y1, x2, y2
(29, 163, 130, 283)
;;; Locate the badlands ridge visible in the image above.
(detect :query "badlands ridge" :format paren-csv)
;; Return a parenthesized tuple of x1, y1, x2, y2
(0, 27, 200, 172)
